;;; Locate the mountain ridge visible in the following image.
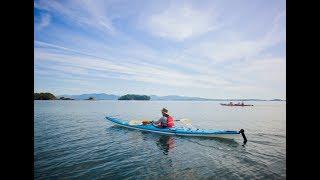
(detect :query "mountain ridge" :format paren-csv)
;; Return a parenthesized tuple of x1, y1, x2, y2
(56, 93, 285, 101)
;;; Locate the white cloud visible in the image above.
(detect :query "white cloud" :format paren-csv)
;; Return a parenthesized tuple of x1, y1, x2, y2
(35, 37, 285, 99)
(142, 2, 220, 41)
(187, 40, 264, 62)
(35, 41, 232, 89)
(34, 1, 286, 98)
(263, 11, 286, 46)
(36, 13, 51, 30)
(185, 11, 286, 62)
(35, 0, 116, 34)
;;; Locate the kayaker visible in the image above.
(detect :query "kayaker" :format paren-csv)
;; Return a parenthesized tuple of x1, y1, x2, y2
(153, 108, 174, 128)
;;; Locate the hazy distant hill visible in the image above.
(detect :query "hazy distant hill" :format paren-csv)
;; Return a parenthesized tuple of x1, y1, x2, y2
(57, 93, 283, 101)
(270, 99, 286, 101)
(149, 95, 273, 101)
(150, 95, 210, 101)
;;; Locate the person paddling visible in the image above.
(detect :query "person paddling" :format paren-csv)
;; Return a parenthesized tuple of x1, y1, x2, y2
(153, 108, 174, 128)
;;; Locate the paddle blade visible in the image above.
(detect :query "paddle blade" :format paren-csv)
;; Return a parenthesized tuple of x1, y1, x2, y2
(128, 119, 151, 125)
(128, 120, 142, 125)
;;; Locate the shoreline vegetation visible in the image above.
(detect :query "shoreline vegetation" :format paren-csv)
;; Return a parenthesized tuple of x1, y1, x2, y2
(59, 97, 75, 100)
(86, 97, 96, 100)
(118, 94, 150, 100)
(34, 93, 57, 100)
(34, 92, 286, 101)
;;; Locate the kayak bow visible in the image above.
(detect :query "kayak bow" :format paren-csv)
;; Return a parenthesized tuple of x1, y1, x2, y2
(105, 116, 247, 143)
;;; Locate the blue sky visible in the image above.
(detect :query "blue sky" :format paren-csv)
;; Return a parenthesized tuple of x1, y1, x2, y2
(34, 0, 286, 99)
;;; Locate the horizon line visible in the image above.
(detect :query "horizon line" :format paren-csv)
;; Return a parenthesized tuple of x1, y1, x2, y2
(34, 91, 285, 100)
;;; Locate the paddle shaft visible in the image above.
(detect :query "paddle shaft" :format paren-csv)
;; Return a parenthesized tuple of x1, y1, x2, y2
(129, 118, 192, 126)
(142, 119, 188, 124)
(143, 119, 188, 121)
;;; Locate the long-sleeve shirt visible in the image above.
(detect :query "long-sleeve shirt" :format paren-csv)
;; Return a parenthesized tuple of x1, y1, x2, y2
(154, 116, 167, 126)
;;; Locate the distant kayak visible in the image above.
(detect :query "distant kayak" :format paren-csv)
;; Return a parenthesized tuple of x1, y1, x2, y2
(220, 103, 253, 106)
(105, 116, 247, 142)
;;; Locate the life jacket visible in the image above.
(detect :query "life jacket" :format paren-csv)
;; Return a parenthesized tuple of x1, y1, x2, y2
(162, 116, 174, 128)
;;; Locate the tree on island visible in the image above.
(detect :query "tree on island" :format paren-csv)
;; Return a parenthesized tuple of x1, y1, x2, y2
(59, 97, 74, 100)
(270, 99, 284, 101)
(34, 93, 57, 100)
(118, 94, 150, 100)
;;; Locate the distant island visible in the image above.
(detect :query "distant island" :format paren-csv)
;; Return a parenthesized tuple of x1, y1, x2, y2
(118, 94, 150, 100)
(34, 93, 76, 100)
(59, 97, 74, 100)
(86, 97, 95, 100)
(57, 93, 118, 100)
(34, 93, 57, 100)
(270, 99, 285, 101)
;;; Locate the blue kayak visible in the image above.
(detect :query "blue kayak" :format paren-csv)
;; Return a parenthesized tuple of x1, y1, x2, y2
(105, 116, 247, 141)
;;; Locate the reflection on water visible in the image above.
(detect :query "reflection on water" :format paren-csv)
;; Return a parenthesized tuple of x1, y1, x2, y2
(156, 135, 176, 155)
(181, 136, 240, 148)
(107, 125, 176, 155)
(107, 125, 242, 155)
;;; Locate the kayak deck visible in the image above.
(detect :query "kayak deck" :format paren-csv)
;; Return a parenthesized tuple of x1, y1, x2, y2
(105, 116, 242, 139)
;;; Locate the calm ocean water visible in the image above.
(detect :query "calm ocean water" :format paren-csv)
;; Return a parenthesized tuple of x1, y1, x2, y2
(34, 100, 286, 179)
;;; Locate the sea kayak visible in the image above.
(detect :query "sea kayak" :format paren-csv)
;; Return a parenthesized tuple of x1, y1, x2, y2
(105, 116, 247, 142)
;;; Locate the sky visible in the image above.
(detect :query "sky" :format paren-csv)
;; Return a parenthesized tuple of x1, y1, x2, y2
(34, 0, 286, 99)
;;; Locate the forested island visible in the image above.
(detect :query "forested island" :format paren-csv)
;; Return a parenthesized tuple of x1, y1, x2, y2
(34, 93, 57, 100)
(118, 94, 151, 100)
(34, 93, 75, 100)
(86, 97, 96, 100)
(59, 97, 74, 100)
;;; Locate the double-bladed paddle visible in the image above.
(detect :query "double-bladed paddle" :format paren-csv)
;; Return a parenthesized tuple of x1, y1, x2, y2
(128, 118, 192, 126)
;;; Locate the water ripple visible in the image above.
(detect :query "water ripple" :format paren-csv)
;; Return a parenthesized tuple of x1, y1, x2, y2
(34, 101, 286, 179)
